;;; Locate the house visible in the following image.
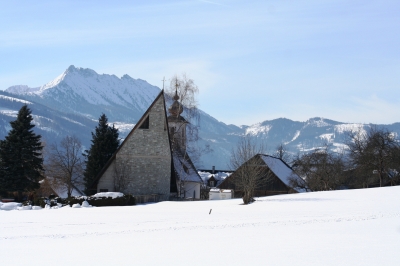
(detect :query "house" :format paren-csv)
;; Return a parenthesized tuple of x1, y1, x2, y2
(92, 90, 202, 201)
(37, 177, 85, 198)
(198, 167, 232, 188)
(218, 154, 301, 198)
(209, 188, 234, 200)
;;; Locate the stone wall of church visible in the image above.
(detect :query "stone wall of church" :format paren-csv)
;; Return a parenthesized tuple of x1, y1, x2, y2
(97, 95, 172, 201)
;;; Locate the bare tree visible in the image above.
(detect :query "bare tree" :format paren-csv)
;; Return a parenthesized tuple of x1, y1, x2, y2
(166, 74, 211, 199)
(274, 143, 292, 164)
(46, 136, 84, 198)
(167, 74, 200, 154)
(347, 127, 400, 187)
(113, 157, 130, 192)
(290, 144, 345, 191)
(229, 135, 271, 204)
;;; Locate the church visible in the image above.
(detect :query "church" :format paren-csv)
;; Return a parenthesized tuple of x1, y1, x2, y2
(92, 89, 203, 201)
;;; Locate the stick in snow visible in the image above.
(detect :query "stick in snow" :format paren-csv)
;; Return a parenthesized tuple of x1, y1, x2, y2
(209, 209, 212, 214)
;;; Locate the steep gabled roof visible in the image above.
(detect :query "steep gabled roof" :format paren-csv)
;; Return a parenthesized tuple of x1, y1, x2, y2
(258, 154, 300, 188)
(217, 154, 301, 192)
(172, 149, 202, 183)
(91, 90, 168, 190)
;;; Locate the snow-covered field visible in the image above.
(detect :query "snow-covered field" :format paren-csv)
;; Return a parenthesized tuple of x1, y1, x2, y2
(1, 187, 400, 265)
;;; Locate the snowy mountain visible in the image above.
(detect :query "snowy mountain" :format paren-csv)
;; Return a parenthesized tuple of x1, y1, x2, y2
(2, 66, 400, 169)
(0, 90, 97, 150)
(6, 65, 160, 123)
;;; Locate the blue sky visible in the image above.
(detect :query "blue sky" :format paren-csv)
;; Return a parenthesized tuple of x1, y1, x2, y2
(1, 0, 399, 126)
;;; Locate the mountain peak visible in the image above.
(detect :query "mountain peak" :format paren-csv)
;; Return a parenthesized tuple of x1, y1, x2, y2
(67, 65, 76, 71)
(6, 85, 40, 94)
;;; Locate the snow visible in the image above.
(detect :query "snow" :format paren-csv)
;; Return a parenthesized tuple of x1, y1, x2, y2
(5, 85, 40, 94)
(17, 205, 32, 210)
(35, 65, 159, 109)
(289, 129, 301, 142)
(306, 117, 332, 127)
(81, 201, 92, 207)
(46, 180, 84, 198)
(198, 171, 231, 183)
(1, 186, 399, 265)
(334, 123, 366, 134)
(319, 133, 334, 142)
(112, 121, 136, 134)
(92, 192, 124, 199)
(0, 110, 18, 117)
(172, 151, 203, 183)
(260, 155, 300, 188)
(0, 95, 32, 104)
(245, 123, 272, 136)
(0, 202, 22, 210)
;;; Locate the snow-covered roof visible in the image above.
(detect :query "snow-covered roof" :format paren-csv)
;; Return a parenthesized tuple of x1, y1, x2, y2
(172, 150, 202, 183)
(43, 177, 85, 198)
(259, 155, 300, 188)
(198, 171, 231, 183)
(209, 189, 232, 193)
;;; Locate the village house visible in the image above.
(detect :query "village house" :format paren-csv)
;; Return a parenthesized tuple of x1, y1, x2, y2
(92, 90, 202, 202)
(218, 154, 301, 198)
(198, 167, 232, 188)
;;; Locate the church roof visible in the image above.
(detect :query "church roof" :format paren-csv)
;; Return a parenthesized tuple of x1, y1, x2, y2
(168, 89, 184, 117)
(167, 115, 187, 123)
(91, 90, 168, 190)
(172, 150, 203, 183)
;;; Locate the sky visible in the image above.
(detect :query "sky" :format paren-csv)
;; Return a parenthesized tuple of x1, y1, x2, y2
(0, 0, 399, 126)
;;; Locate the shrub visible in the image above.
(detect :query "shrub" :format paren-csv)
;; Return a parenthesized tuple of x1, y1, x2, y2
(62, 194, 135, 207)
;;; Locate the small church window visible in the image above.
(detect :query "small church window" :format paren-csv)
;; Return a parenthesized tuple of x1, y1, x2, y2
(209, 181, 215, 187)
(139, 116, 149, 129)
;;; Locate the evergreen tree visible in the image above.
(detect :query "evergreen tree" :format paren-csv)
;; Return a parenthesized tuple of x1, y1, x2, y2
(0, 105, 43, 201)
(83, 114, 119, 195)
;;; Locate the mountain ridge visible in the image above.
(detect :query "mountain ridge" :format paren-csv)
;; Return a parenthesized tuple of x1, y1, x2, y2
(2, 66, 400, 168)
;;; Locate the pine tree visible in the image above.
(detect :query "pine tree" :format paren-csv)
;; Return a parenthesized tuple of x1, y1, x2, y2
(83, 114, 119, 195)
(0, 105, 43, 201)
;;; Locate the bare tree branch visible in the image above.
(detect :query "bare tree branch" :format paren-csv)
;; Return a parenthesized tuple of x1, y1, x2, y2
(46, 136, 84, 198)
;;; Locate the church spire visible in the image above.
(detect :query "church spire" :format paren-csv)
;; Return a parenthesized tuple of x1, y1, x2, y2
(168, 81, 183, 117)
(173, 78, 180, 101)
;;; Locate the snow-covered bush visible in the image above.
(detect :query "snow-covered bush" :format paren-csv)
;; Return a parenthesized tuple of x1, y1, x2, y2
(61, 193, 135, 207)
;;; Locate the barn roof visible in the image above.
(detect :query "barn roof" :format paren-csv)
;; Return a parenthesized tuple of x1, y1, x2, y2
(259, 154, 302, 189)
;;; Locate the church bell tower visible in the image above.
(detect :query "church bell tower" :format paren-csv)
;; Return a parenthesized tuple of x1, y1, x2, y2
(167, 88, 188, 153)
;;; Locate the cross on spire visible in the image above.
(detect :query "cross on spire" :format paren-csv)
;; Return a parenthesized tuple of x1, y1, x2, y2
(162, 77, 166, 90)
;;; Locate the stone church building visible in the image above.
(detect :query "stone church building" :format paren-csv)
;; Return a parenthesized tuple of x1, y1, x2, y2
(92, 90, 202, 201)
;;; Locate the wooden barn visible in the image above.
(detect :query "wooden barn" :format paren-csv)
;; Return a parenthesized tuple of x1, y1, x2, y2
(218, 154, 301, 198)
